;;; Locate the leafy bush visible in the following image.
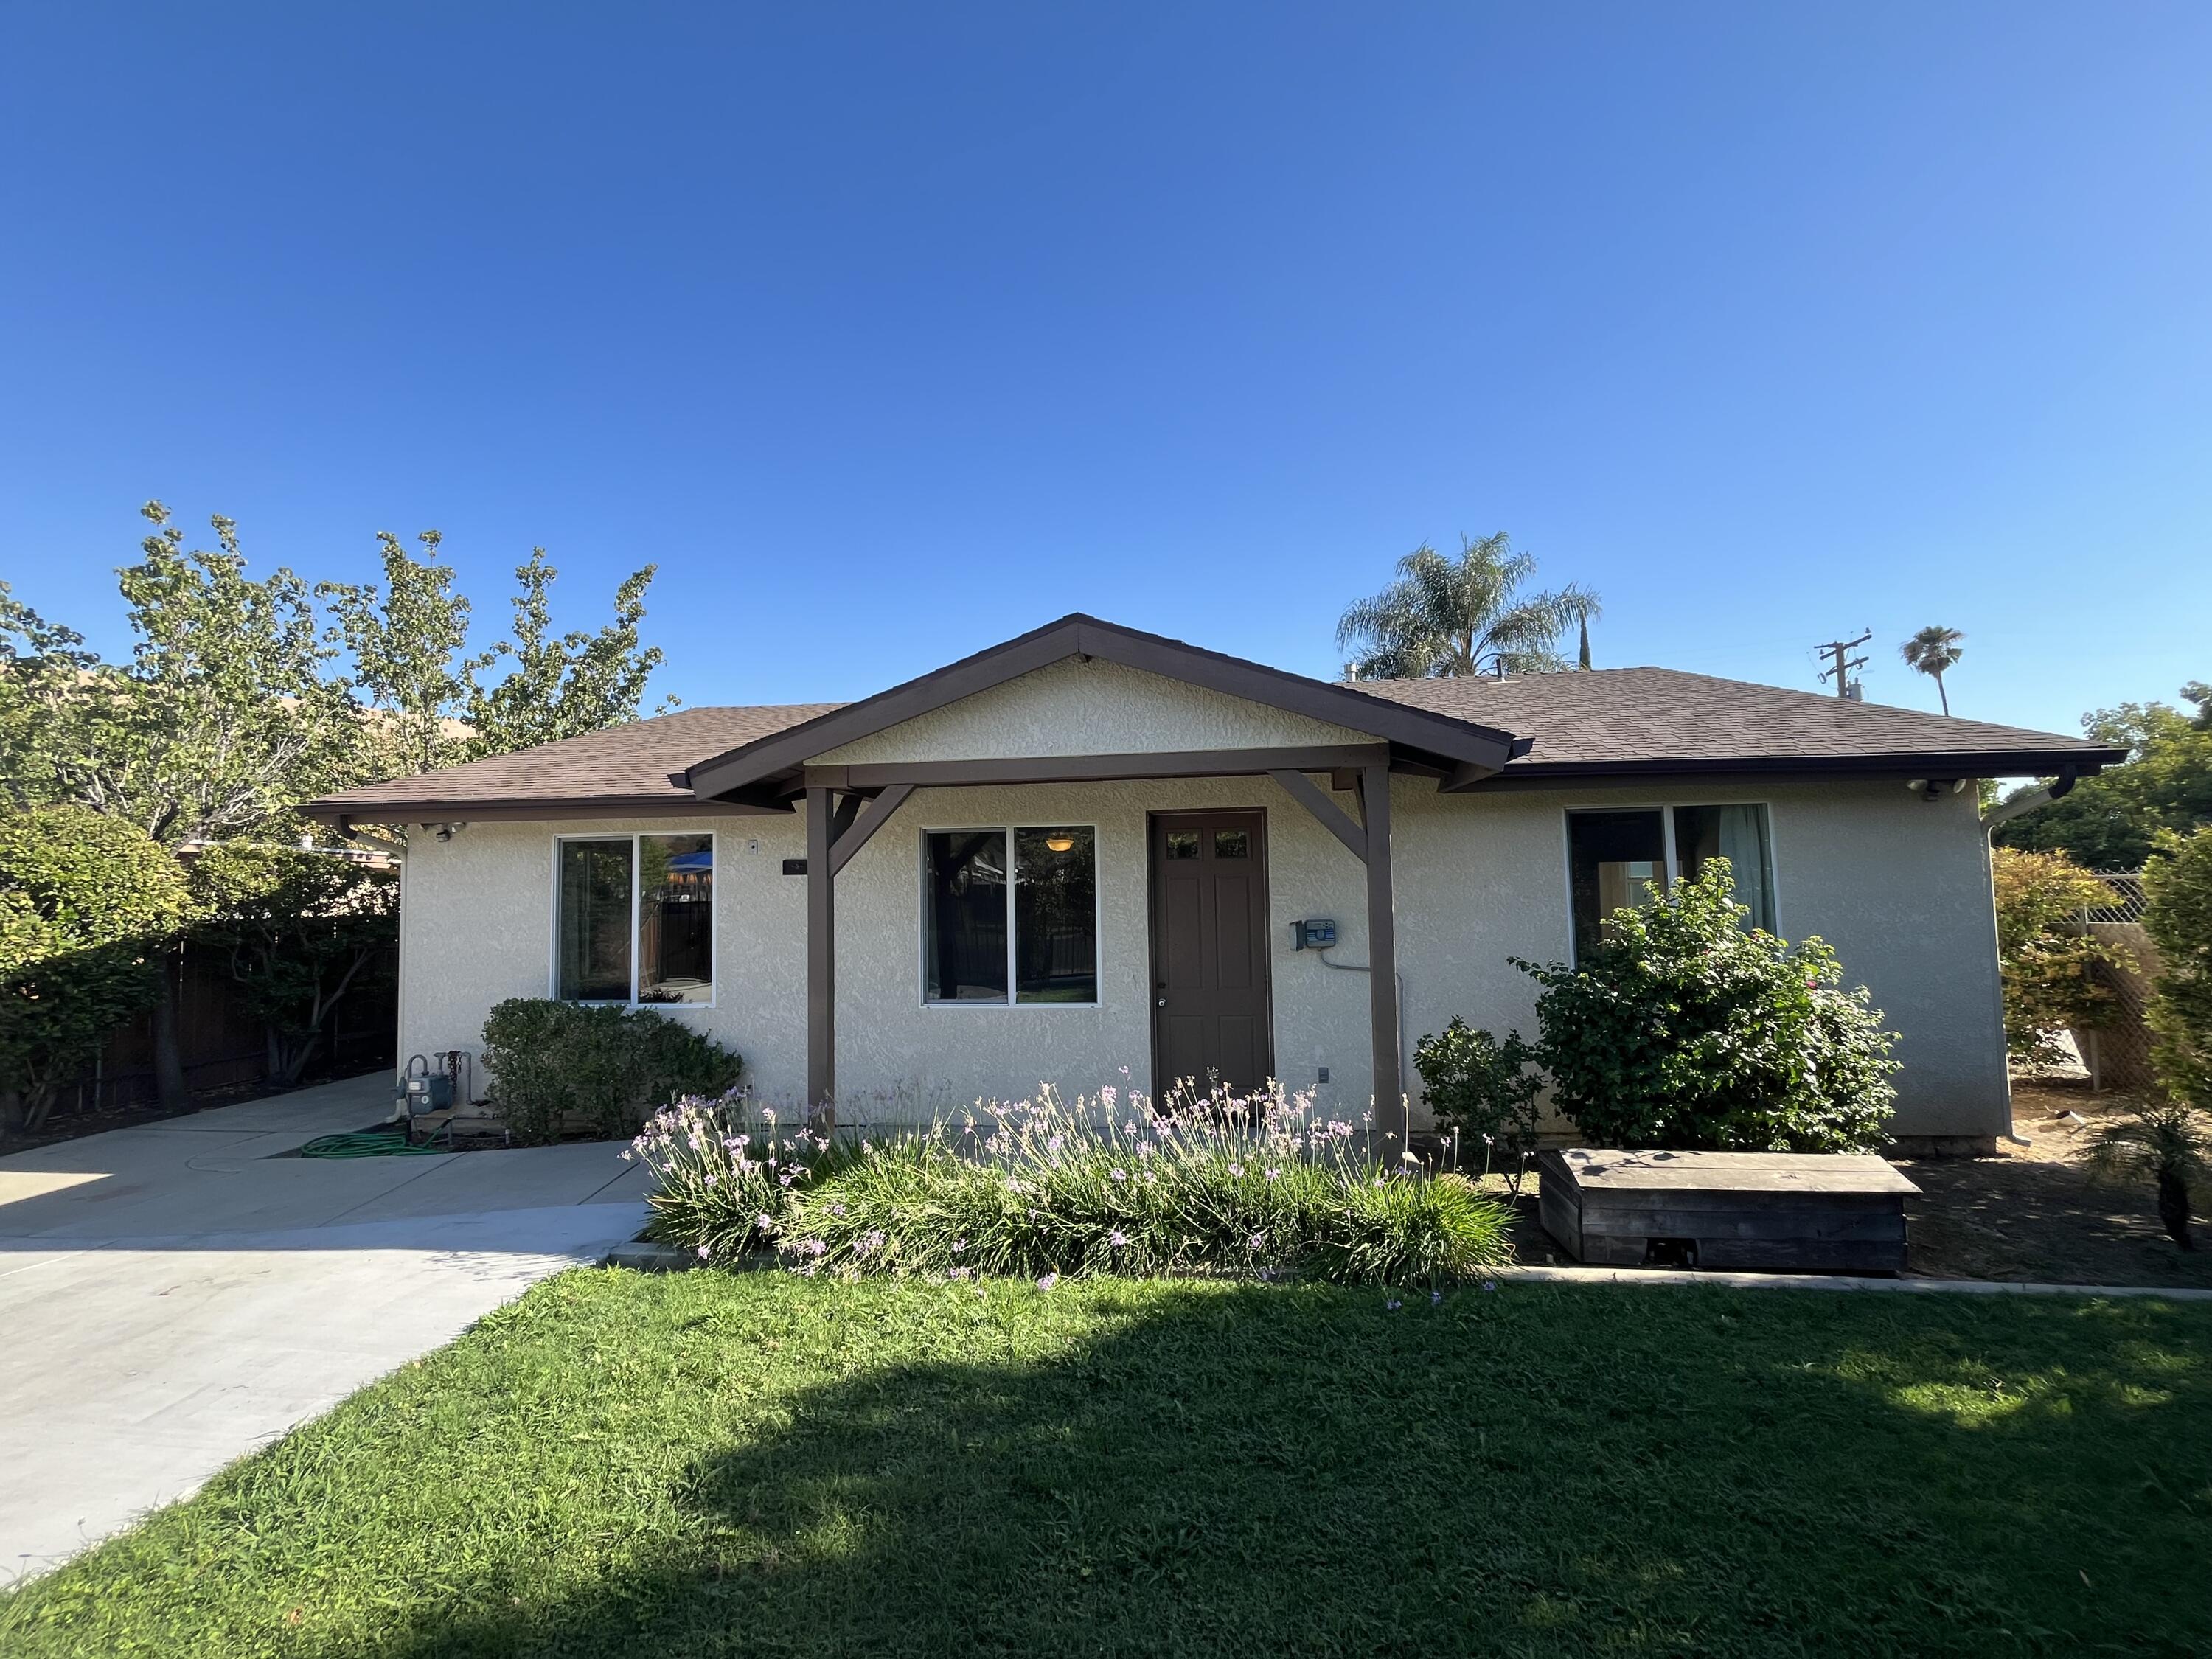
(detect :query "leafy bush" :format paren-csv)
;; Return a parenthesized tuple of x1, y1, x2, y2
(1413, 1018, 1541, 1188)
(2143, 826, 2212, 1114)
(481, 998, 740, 1144)
(0, 806, 194, 1133)
(1991, 846, 2133, 1068)
(1512, 859, 1897, 1153)
(631, 1082, 1514, 1287)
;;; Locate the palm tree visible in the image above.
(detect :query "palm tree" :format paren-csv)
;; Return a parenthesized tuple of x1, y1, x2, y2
(1900, 625, 1964, 714)
(1336, 533, 1601, 680)
(2090, 1100, 2212, 1251)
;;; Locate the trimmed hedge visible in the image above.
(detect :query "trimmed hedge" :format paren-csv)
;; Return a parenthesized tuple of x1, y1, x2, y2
(480, 998, 740, 1144)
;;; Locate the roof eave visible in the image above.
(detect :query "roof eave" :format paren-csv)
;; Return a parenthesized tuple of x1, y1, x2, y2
(299, 793, 787, 827)
(1454, 745, 2125, 789)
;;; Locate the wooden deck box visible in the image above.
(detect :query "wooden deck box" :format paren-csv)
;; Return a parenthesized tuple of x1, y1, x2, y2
(1537, 1147, 1919, 1275)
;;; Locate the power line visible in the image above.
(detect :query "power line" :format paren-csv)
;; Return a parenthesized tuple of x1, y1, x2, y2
(1814, 630, 1872, 700)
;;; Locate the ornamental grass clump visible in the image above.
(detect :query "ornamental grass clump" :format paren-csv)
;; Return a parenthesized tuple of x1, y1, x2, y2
(630, 1082, 1512, 1287)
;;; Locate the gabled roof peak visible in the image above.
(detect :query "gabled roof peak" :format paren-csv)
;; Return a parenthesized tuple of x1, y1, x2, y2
(682, 613, 1519, 801)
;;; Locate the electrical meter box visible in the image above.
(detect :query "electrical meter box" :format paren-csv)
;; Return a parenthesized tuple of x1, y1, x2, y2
(1290, 918, 1338, 950)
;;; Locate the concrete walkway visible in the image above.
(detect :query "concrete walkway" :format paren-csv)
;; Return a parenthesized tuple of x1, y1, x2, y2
(0, 1074, 650, 1585)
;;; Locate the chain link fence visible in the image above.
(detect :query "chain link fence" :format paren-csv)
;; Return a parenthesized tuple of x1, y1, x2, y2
(2077, 871, 2148, 925)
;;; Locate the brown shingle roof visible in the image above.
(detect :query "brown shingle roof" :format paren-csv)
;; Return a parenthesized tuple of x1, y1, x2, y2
(306, 703, 841, 815)
(1356, 668, 2115, 774)
(304, 652, 2118, 821)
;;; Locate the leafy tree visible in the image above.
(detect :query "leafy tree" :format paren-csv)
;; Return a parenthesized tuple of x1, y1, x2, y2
(187, 844, 398, 1088)
(1990, 846, 2132, 1068)
(1337, 532, 1600, 680)
(321, 533, 674, 773)
(1, 505, 357, 843)
(0, 807, 195, 1133)
(318, 529, 476, 779)
(1512, 860, 1898, 1152)
(1994, 682, 2212, 870)
(1899, 625, 1964, 714)
(2, 503, 675, 1118)
(463, 548, 673, 755)
(2, 507, 366, 1109)
(2143, 825, 2212, 1113)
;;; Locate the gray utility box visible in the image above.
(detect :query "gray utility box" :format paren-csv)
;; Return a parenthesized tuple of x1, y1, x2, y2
(1538, 1147, 1919, 1275)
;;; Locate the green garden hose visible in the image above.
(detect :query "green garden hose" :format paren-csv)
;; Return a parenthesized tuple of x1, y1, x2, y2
(297, 1129, 451, 1158)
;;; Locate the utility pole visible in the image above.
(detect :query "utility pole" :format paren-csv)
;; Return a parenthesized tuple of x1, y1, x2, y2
(1815, 630, 1872, 700)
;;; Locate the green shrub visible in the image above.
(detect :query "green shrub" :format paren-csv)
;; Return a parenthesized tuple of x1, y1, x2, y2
(631, 1083, 1514, 1287)
(1413, 1018, 1541, 1186)
(2144, 826, 2212, 1113)
(481, 998, 740, 1144)
(1992, 846, 2132, 1068)
(0, 805, 194, 1133)
(1512, 858, 1898, 1153)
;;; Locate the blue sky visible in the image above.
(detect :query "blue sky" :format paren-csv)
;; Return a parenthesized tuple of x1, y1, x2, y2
(3, 4, 2206, 739)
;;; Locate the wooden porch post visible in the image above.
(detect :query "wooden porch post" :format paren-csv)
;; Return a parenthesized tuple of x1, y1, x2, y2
(806, 785, 835, 1128)
(1359, 763, 1405, 1157)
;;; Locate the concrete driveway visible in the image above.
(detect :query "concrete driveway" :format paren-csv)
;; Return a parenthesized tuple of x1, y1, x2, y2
(0, 1074, 650, 1585)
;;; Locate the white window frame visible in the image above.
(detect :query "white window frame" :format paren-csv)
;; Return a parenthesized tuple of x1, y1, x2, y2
(549, 831, 717, 1009)
(917, 822, 1104, 1010)
(1559, 801, 1781, 964)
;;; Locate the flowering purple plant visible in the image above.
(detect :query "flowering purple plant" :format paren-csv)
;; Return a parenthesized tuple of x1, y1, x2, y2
(639, 1074, 1512, 1287)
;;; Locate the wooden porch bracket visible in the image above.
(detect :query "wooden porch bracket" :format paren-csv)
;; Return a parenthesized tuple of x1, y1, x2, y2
(1267, 768, 1366, 863)
(828, 783, 914, 877)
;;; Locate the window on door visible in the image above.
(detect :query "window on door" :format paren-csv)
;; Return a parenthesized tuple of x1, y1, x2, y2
(1565, 805, 1775, 961)
(554, 833, 714, 1004)
(923, 827, 1097, 1005)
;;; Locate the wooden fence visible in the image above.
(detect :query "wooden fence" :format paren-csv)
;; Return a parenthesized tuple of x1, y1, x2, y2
(46, 942, 397, 1120)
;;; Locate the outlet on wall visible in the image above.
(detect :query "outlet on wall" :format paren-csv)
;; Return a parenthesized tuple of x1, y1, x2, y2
(1317, 1065, 1329, 1084)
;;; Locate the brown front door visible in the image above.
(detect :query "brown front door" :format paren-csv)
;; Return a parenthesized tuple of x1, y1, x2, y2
(1149, 810, 1273, 1100)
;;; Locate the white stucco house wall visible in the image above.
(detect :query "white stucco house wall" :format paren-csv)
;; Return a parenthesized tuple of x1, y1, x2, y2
(307, 614, 2121, 1153)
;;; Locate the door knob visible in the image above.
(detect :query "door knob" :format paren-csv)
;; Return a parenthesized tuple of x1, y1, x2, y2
(1156, 997, 1167, 1007)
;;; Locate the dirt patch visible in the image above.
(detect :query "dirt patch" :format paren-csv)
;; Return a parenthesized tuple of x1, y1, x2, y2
(1896, 1078, 2212, 1289)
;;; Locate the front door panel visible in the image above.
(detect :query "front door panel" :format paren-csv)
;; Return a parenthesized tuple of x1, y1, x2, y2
(1149, 810, 1272, 1099)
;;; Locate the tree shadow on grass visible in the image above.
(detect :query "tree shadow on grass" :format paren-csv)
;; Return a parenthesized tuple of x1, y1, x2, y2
(327, 1281, 2208, 1659)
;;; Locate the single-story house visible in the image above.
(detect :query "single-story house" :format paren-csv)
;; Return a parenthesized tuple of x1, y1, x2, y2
(305, 614, 2121, 1154)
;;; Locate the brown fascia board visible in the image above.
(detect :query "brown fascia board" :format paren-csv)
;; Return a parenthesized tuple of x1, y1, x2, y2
(297, 795, 785, 826)
(1453, 745, 2126, 791)
(683, 613, 1519, 801)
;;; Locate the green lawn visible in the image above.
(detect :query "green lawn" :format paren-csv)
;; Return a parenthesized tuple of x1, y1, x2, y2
(5, 1274, 2209, 1658)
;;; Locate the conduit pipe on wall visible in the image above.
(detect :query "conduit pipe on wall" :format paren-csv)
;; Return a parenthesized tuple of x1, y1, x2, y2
(1313, 946, 1410, 1124)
